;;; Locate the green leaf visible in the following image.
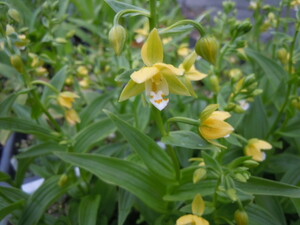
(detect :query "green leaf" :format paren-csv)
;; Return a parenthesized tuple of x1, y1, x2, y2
(55, 152, 168, 212)
(17, 142, 66, 159)
(78, 195, 101, 225)
(0, 172, 11, 185)
(106, 111, 176, 183)
(0, 117, 54, 140)
(291, 198, 300, 217)
(163, 180, 216, 201)
(73, 118, 116, 152)
(79, 93, 112, 128)
(162, 131, 214, 150)
(118, 189, 135, 225)
(41, 66, 68, 104)
(0, 200, 25, 221)
(246, 203, 282, 225)
(0, 186, 28, 203)
(245, 48, 287, 98)
(242, 97, 269, 139)
(0, 63, 22, 80)
(255, 196, 287, 225)
(104, 0, 148, 13)
(18, 176, 72, 225)
(236, 176, 300, 198)
(0, 89, 31, 117)
(277, 116, 300, 138)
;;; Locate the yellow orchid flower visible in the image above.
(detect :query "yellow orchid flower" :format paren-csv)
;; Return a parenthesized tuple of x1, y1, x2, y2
(199, 104, 234, 144)
(119, 28, 190, 110)
(244, 138, 272, 161)
(65, 109, 81, 125)
(57, 92, 79, 109)
(176, 214, 209, 225)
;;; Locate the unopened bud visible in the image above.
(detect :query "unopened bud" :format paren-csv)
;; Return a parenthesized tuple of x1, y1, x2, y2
(195, 35, 219, 65)
(244, 74, 256, 87)
(209, 75, 220, 93)
(58, 174, 68, 187)
(35, 67, 48, 76)
(226, 188, 238, 201)
(229, 68, 243, 82)
(232, 20, 252, 37)
(193, 168, 207, 183)
(233, 104, 246, 113)
(277, 48, 289, 64)
(108, 25, 127, 55)
(252, 89, 263, 96)
(223, 0, 236, 14)
(8, 8, 22, 23)
(234, 173, 248, 182)
(10, 55, 24, 73)
(6, 24, 15, 36)
(234, 209, 249, 225)
(243, 159, 260, 168)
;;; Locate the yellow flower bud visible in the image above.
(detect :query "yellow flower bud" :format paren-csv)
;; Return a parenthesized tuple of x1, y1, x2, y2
(15, 34, 30, 49)
(192, 194, 205, 216)
(57, 92, 79, 109)
(244, 138, 272, 161)
(228, 68, 243, 82)
(277, 48, 289, 64)
(10, 55, 24, 73)
(176, 214, 209, 225)
(8, 8, 22, 23)
(35, 67, 48, 76)
(199, 105, 234, 142)
(6, 24, 15, 36)
(65, 109, 81, 125)
(234, 209, 249, 225)
(291, 97, 300, 110)
(195, 36, 219, 65)
(77, 66, 89, 76)
(109, 25, 127, 55)
(58, 174, 68, 187)
(193, 168, 207, 184)
(226, 188, 237, 201)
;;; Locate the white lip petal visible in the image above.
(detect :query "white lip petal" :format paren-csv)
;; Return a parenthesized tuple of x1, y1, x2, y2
(149, 91, 169, 111)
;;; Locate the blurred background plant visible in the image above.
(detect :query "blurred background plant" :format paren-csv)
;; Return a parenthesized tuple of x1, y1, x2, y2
(0, 0, 300, 225)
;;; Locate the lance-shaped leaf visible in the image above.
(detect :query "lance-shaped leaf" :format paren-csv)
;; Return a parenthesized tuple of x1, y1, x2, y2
(55, 152, 168, 212)
(105, 110, 176, 183)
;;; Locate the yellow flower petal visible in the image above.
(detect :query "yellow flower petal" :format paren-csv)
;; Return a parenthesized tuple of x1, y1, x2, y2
(164, 73, 190, 96)
(200, 104, 219, 122)
(245, 145, 265, 161)
(57, 92, 79, 109)
(119, 79, 145, 102)
(199, 118, 234, 140)
(154, 63, 184, 76)
(185, 66, 207, 81)
(176, 214, 209, 225)
(209, 111, 231, 121)
(252, 139, 272, 150)
(66, 109, 81, 125)
(141, 28, 164, 66)
(192, 194, 205, 216)
(130, 67, 159, 84)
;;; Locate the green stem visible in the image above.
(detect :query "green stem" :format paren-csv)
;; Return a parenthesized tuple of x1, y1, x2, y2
(160, 19, 206, 37)
(149, 0, 157, 30)
(231, 133, 248, 144)
(152, 107, 180, 180)
(266, 24, 299, 138)
(167, 116, 199, 133)
(113, 9, 150, 25)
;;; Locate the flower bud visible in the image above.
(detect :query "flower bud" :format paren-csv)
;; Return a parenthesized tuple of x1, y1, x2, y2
(35, 67, 48, 76)
(291, 97, 300, 110)
(233, 104, 246, 114)
(58, 174, 68, 187)
(223, 0, 236, 14)
(229, 68, 243, 82)
(10, 55, 24, 73)
(195, 35, 219, 65)
(234, 209, 249, 225)
(209, 75, 220, 93)
(243, 159, 260, 168)
(108, 25, 127, 55)
(233, 20, 252, 37)
(277, 48, 289, 64)
(226, 188, 237, 201)
(234, 173, 248, 182)
(243, 74, 256, 87)
(8, 8, 22, 23)
(252, 89, 263, 96)
(193, 168, 207, 184)
(6, 24, 15, 36)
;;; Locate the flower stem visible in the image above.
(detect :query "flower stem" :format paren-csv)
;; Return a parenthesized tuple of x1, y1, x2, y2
(160, 19, 206, 37)
(152, 107, 180, 180)
(149, 0, 157, 30)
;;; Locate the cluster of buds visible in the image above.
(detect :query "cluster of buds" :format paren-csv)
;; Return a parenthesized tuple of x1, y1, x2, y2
(231, 19, 253, 38)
